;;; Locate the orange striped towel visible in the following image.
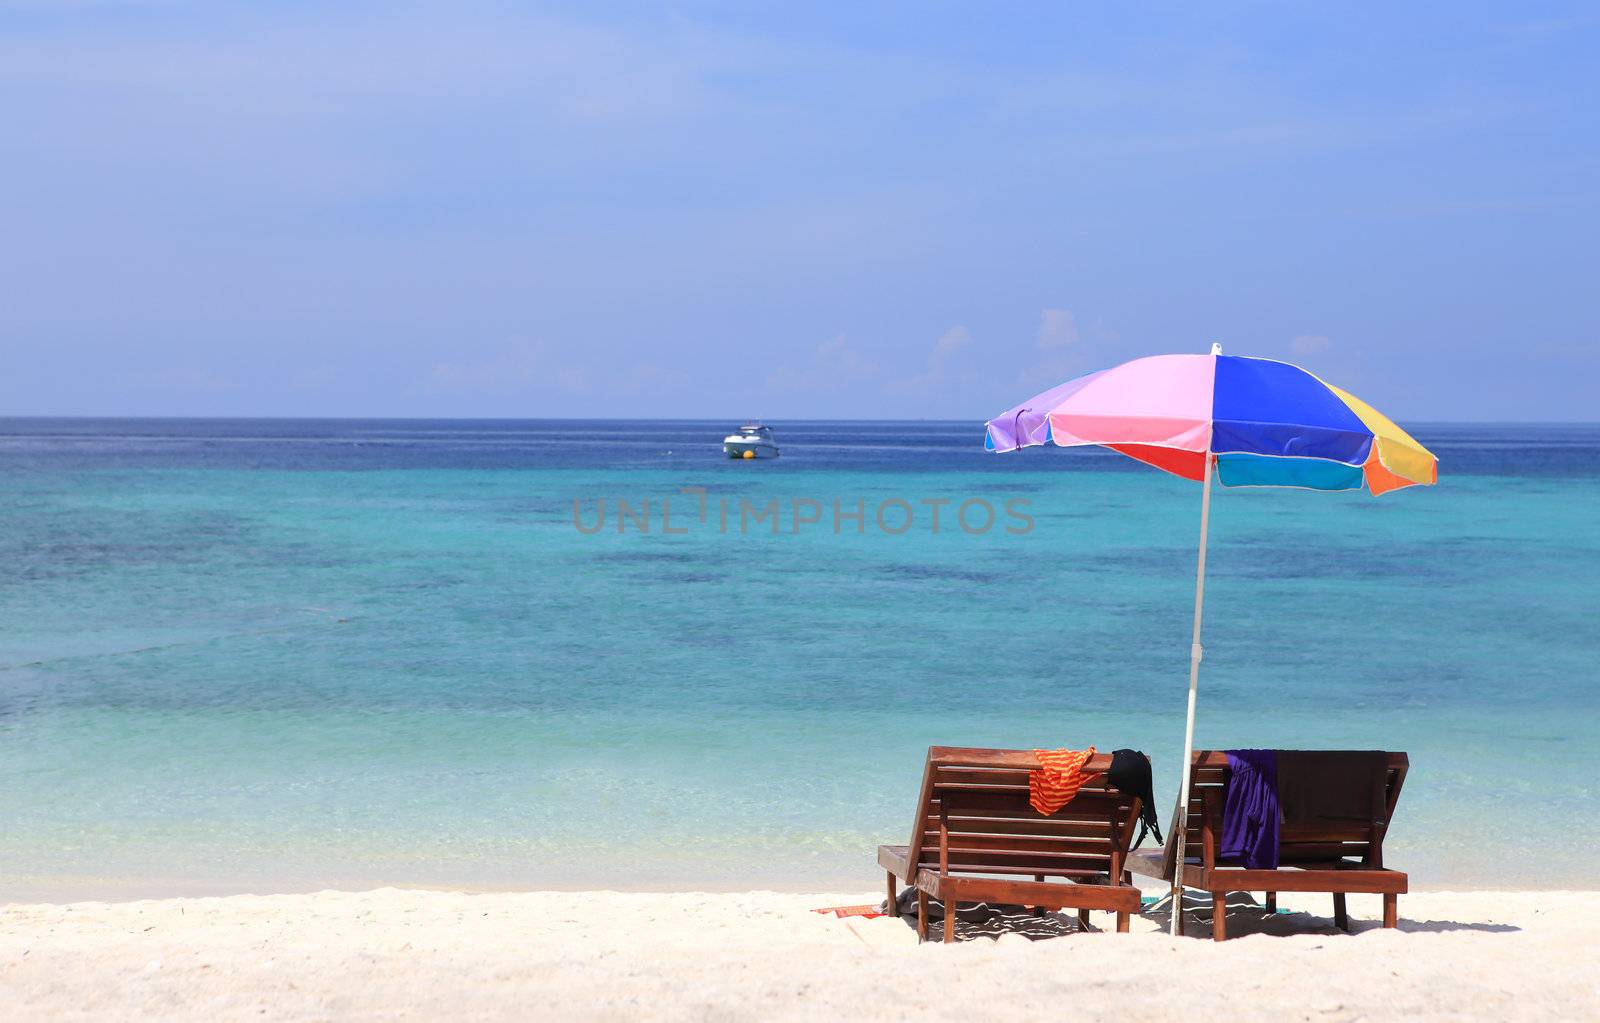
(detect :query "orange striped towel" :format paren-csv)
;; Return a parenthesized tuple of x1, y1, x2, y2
(1030, 747, 1100, 815)
(812, 904, 885, 919)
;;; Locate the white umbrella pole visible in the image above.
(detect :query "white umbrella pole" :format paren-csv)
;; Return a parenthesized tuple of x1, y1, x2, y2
(1169, 455, 1214, 935)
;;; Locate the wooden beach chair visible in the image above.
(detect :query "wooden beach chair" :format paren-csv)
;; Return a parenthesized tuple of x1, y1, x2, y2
(1127, 750, 1409, 940)
(876, 746, 1145, 943)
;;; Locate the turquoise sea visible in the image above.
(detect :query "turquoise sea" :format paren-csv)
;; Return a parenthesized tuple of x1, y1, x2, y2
(2, 419, 1597, 899)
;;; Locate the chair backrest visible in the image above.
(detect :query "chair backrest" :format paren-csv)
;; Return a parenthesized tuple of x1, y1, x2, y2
(906, 746, 1143, 880)
(1158, 750, 1409, 875)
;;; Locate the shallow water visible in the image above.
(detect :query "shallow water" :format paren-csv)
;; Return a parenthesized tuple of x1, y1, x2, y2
(1, 419, 1596, 896)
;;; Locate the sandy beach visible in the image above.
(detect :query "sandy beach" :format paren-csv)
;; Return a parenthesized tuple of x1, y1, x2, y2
(2, 887, 1595, 1021)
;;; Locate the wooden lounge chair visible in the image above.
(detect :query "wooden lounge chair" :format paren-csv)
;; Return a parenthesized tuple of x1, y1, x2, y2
(1127, 750, 1409, 940)
(876, 746, 1145, 943)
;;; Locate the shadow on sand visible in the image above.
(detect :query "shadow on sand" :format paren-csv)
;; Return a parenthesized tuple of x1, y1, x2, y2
(891, 891, 1520, 942)
(887, 903, 1095, 942)
(1138, 891, 1522, 939)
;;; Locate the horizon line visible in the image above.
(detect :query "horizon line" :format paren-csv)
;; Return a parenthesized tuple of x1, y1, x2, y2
(2, 414, 1598, 427)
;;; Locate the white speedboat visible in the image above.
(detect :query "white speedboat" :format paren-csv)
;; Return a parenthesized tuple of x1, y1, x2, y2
(723, 423, 779, 459)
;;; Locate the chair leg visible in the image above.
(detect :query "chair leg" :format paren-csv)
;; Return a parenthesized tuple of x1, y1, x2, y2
(1212, 893, 1227, 941)
(1265, 891, 1276, 913)
(886, 872, 897, 913)
(1383, 893, 1398, 929)
(1116, 911, 1130, 933)
(916, 888, 928, 943)
(1333, 892, 1349, 932)
(943, 903, 956, 944)
(1033, 875, 1045, 916)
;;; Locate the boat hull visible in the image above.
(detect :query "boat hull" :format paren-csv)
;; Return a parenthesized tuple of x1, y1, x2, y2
(723, 440, 780, 459)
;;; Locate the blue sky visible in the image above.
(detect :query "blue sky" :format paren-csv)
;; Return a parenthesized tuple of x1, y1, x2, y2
(2, 2, 1596, 420)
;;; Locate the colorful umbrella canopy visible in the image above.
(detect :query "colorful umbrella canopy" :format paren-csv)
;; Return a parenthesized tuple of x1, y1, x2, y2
(985, 349, 1437, 494)
(984, 344, 1437, 935)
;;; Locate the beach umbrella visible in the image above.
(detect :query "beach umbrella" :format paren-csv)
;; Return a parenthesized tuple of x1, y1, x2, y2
(984, 343, 1437, 934)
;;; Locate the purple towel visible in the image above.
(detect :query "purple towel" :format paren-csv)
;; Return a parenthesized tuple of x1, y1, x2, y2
(1221, 749, 1279, 869)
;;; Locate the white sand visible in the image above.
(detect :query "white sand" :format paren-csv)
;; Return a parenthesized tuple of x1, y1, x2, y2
(2, 887, 1596, 1021)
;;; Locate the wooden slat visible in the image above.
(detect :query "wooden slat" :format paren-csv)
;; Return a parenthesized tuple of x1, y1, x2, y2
(918, 842, 1113, 864)
(927, 862, 1112, 878)
(1183, 829, 1376, 847)
(928, 747, 1116, 772)
(1203, 867, 1407, 894)
(935, 790, 1131, 817)
(916, 872, 1141, 911)
(904, 749, 940, 872)
(920, 835, 1113, 858)
(877, 844, 912, 876)
(929, 817, 1114, 839)
(932, 780, 1130, 800)
(918, 860, 1115, 877)
(934, 826, 1107, 845)
(932, 783, 1032, 795)
(931, 767, 1032, 787)
(934, 765, 1120, 781)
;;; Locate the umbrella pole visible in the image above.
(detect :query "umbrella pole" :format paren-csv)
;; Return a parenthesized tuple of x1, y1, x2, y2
(1169, 455, 1214, 935)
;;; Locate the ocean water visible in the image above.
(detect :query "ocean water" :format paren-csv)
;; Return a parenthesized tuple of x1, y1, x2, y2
(1, 418, 1597, 899)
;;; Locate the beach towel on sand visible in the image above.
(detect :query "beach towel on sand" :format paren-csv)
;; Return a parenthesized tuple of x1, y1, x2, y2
(812, 904, 885, 919)
(888, 888, 1019, 924)
(1029, 747, 1100, 815)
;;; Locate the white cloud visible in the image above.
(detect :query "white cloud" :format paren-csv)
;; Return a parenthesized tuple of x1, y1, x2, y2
(932, 325, 971, 359)
(816, 334, 881, 379)
(886, 325, 974, 397)
(1036, 308, 1080, 350)
(1290, 333, 1331, 356)
(1015, 307, 1094, 389)
(767, 333, 882, 394)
